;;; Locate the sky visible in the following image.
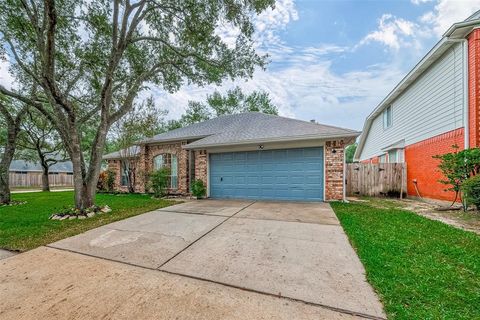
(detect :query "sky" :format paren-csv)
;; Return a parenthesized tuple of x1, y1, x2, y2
(1, 0, 479, 131)
(151, 0, 480, 130)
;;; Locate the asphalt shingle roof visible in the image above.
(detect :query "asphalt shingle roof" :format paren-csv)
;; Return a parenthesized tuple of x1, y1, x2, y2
(140, 112, 360, 149)
(103, 146, 140, 160)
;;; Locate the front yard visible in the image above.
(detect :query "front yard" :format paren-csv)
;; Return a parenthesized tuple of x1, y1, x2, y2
(0, 191, 175, 251)
(331, 200, 480, 320)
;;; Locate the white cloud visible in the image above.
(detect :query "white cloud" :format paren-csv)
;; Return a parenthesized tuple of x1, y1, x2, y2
(359, 14, 417, 50)
(411, 0, 434, 5)
(420, 0, 480, 36)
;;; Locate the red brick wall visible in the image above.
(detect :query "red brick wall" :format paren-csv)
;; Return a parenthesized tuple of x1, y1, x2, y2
(468, 29, 480, 148)
(325, 140, 345, 201)
(405, 128, 464, 201)
(194, 150, 208, 188)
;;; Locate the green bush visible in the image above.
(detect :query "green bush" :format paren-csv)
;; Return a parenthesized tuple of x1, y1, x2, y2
(106, 169, 116, 192)
(462, 175, 480, 210)
(191, 179, 206, 199)
(150, 168, 170, 198)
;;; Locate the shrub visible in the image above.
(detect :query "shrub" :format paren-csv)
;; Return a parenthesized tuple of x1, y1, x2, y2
(106, 169, 116, 192)
(150, 168, 170, 198)
(97, 169, 116, 192)
(97, 171, 108, 191)
(434, 147, 480, 210)
(191, 179, 207, 199)
(462, 175, 480, 210)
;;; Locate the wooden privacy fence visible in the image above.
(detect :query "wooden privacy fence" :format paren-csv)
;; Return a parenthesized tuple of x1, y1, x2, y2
(346, 163, 407, 197)
(9, 172, 74, 188)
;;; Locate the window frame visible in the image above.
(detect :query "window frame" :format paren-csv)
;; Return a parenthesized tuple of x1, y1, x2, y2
(152, 153, 178, 189)
(383, 105, 393, 129)
(120, 160, 129, 187)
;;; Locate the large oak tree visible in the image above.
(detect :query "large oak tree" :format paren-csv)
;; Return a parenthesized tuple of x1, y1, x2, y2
(0, 0, 273, 209)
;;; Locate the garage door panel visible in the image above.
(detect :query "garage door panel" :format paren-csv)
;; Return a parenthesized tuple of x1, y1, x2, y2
(209, 147, 324, 201)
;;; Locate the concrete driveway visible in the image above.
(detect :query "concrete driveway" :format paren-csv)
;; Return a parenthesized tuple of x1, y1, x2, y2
(0, 200, 385, 320)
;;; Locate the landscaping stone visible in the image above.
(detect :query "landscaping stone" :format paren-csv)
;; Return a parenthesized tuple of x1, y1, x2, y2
(78, 215, 86, 220)
(100, 205, 112, 213)
(87, 212, 95, 218)
(59, 215, 69, 220)
(69, 216, 77, 220)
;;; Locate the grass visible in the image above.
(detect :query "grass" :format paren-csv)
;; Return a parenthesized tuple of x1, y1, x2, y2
(331, 201, 480, 320)
(0, 191, 176, 252)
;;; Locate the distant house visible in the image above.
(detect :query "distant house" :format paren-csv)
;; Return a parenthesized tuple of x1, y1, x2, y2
(355, 12, 480, 201)
(103, 112, 359, 201)
(9, 160, 74, 188)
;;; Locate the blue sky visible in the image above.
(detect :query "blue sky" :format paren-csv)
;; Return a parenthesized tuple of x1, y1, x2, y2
(0, 0, 478, 130)
(151, 0, 480, 130)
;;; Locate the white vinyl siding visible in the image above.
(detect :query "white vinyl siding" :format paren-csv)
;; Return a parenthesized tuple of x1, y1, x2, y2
(360, 42, 465, 160)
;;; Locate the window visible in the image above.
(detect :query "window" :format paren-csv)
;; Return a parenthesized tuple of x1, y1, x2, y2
(387, 149, 404, 163)
(383, 105, 392, 129)
(121, 160, 129, 186)
(153, 153, 178, 189)
(379, 154, 387, 163)
(388, 150, 397, 163)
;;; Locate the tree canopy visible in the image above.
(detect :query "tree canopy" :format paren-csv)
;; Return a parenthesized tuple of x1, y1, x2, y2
(0, 0, 274, 209)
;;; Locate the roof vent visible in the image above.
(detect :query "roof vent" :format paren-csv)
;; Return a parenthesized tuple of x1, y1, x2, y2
(310, 119, 316, 123)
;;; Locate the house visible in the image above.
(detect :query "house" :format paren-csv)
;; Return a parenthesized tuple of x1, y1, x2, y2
(9, 160, 74, 188)
(354, 11, 480, 201)
(103, 112, 360, 201)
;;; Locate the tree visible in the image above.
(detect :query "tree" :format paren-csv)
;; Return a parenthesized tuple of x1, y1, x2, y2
(208, 86, 278, 116)
(177, 86, 278, 127)
(345, 144, 357, 163)
(109, 97, 165, 193)
(0, 98, 28, 204)
(16, 109, 66, 192)
(0, 0, 273, 210)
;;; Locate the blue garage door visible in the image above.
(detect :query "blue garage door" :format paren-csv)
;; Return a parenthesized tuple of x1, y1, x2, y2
(209, 147, 324, 201)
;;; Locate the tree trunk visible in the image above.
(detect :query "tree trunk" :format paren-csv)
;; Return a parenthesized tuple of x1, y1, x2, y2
(0, 118, 21, 204)
(39, 155, 50, 192)
(41, 167, 50, 192)
(0, 162, 11, 204)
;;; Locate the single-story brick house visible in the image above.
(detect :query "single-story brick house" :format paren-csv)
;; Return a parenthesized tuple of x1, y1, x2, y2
(104, 112, 359, 201)
(354, 11, 480, 201)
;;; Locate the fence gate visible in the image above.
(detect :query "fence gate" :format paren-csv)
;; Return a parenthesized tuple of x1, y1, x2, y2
(345, 163, 407, 197)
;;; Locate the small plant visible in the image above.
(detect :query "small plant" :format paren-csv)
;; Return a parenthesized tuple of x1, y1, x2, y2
(150, 168, 170, 198)
(462, 175, 480, 210)
(106, 169, 116, 192)
(191, 179, 207, 199)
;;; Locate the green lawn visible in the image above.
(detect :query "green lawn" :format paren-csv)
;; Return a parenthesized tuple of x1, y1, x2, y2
(0, 191, 176, 251)
(331, 201, 480, 320)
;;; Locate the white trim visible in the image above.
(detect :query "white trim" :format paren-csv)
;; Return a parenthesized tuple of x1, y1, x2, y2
(342, 146, 346, 201)
(184, 133, 359, 150)
(206, 151, 211, 198)
(463, 39, 470, 149)
(323, 146, 326, 202)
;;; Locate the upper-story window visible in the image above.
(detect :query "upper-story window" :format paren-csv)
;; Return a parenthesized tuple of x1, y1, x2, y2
(383, 105, 393, 129)
(153, 153, 178, 189)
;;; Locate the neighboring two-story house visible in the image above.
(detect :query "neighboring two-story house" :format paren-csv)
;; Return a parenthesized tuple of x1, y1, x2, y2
(355, 11, 480, 201)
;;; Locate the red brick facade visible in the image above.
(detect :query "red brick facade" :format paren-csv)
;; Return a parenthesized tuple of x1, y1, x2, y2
(468, 28, 480, 148)
(404, 128, 464, 201)
(325, 140, 346, 201)
(107, 141, 347, 201)
(108, 142, 192, 194)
